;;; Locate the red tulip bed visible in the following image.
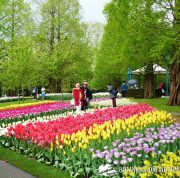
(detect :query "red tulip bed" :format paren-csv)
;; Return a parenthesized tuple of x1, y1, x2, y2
(0, 102, 179, 177)
(6, 104, 154, 147)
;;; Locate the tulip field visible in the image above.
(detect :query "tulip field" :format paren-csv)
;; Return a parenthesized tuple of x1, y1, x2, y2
(0, 98, 179, 178)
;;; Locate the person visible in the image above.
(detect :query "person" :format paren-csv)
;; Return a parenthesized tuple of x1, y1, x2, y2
(41, 87, 46, 100)
(72, 83, 84, 112)
(32, 86, 38, 100)
(121, 81, 128, 97)
(107, 84, 118, 107)
(159, 82, 165, 96)
(81, 82, 92, 111)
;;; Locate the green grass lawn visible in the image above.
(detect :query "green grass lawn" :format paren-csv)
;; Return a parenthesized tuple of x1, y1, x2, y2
(0, 146, 71, 178)
(132, 98, 180, 113)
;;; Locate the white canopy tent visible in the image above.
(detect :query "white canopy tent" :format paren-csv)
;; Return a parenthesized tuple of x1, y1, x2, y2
(131, 64, 169, 96)
(132, 64, 168, 75)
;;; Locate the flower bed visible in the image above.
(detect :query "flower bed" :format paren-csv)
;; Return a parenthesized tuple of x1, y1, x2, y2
(92, 92, 121, 98)
(135, 151, 180, 178)
(6, 104, 154, 147)
(0, 108, 75, 129)
(0, 96, 26, 103)
(0, 98, 136, 128)
(123, 151, 180, 178)
(0, 100, 55, 111)
(93, 124, 180, 176)
(90, 98, 136, 108)
(0, 102, 178, 178)
(0, 108, 75, 136)
(0, 101, 73, 120)
(97, 125, 180, 177)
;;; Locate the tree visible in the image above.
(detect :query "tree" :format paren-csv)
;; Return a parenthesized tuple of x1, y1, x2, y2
(151, 0, 180, 105)
(93, 0, 179, 102)
(38, 0, 92, 92)
(85, 22, 104, 73)
(0, 0, 35, 94)
(92, 0, 136, 90)
(0, 37, 36, 89)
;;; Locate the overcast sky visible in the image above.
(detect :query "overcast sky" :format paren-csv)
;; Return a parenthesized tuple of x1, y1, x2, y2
(78, 0, 111, 23)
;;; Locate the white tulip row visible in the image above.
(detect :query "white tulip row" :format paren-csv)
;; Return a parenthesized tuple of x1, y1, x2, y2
(91, 98, 136, 108)
(0, 96, 23, 102)
(45, 93, 72, 96)
(92, 92, 122, 98)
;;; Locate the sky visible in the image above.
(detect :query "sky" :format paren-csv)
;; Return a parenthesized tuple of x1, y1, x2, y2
(78, 0, 111, 23)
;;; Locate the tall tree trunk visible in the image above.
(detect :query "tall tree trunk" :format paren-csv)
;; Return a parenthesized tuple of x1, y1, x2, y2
(168, 62, 180, 105)
(167, 0, 180, 106)
(11, 0, 15, 41)
(60, 80, 63, 102)
(57, 1, 61, 42)
(50, 1, 55, 53)
(0, 83, 2, 97)
(144, 64, 154, 98)
(49, 77, 57, 93)
(48, 1, 56, 92)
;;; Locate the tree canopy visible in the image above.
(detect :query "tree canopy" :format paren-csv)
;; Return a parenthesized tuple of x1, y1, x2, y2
(92, 0, 179, 104)
(0, 0, 179, 105)
(0, 0, 93, 94)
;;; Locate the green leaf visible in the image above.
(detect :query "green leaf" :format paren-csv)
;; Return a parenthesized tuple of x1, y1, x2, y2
(85, 167, 91, 174)
(5, 142, 10, 147)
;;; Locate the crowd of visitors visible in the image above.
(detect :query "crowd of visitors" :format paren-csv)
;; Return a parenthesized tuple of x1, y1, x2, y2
(32, 80, 128, 112)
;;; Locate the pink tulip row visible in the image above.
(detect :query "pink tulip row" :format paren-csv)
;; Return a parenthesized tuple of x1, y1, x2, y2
(0, 102, 73, 120)
(7, 104, 155, 147)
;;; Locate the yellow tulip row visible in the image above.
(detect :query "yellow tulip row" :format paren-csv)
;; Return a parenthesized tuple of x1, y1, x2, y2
(125, 152, 180, 178)
(0, 100, 55, 110)
(53, 110, 174, 152)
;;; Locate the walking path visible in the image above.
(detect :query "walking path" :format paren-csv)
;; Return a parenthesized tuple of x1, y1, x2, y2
(0, 160, 36, 178)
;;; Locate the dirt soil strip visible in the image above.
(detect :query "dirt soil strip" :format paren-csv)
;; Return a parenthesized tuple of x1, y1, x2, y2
(0, 160, 36, 178)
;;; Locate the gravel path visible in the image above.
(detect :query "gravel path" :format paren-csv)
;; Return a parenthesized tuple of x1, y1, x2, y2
(0, 160, 36, 178)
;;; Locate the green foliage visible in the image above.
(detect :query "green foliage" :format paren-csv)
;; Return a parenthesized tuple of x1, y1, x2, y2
(92, 0, 179, 90)
(0, 0, 37, 91)
(0, 0, 93, 93)
(37, 0, 92, 91)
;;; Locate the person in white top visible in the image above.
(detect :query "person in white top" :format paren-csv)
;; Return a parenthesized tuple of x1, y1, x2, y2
(41, 87, 46, 100)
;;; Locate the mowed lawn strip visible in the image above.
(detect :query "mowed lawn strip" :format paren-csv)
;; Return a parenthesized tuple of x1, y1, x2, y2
(0, 146, 71, 178)
(132, 98, 180, 113)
